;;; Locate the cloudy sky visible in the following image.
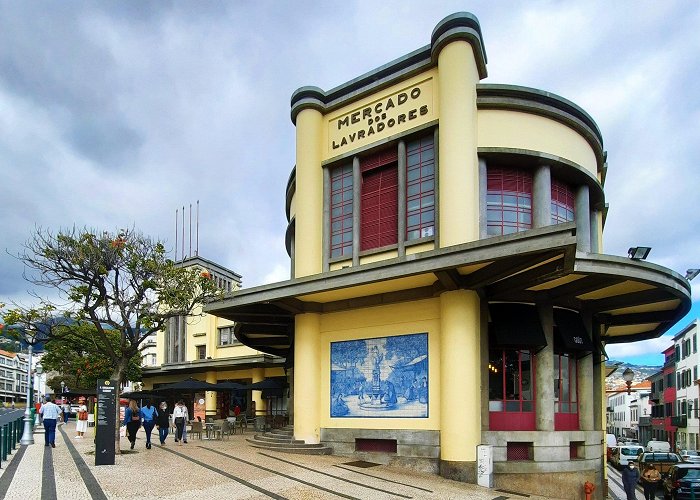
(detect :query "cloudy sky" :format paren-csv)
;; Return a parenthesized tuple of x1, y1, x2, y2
(1, 1, 698, 365)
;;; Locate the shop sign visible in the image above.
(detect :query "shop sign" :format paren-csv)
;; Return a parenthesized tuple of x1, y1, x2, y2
(328, 78, 433, 156)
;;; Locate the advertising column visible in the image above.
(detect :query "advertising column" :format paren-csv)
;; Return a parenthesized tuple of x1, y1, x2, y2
(95, 379, 117, 466)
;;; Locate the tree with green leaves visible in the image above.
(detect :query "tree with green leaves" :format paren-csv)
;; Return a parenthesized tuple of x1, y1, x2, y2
(2, 227, 222, 451)
(39, 322, 142, 392)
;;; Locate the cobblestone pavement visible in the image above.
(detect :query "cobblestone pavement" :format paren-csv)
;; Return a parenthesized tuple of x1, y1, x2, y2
(0, 422, 557, 500)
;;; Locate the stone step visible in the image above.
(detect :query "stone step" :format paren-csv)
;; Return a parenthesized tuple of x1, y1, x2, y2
(253, 433, 305, 445)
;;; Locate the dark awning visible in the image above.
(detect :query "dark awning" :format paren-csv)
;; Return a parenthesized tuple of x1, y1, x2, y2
(553, 308, 594, 356)
(489, 303, 546, 350)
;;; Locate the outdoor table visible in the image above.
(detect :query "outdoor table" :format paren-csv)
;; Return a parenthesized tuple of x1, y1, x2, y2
(204, 422, 220, 440)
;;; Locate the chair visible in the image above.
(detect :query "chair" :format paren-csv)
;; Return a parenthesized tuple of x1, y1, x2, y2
(235, 414, 247, 433)
(190, 420, 203, 440)
(212, 420, 230, 440)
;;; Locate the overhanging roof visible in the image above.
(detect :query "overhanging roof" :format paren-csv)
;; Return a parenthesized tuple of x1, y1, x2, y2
(205, 223, 691, 356)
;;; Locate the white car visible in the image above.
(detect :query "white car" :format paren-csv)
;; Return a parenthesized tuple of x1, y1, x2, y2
(680, 450, 700, 463)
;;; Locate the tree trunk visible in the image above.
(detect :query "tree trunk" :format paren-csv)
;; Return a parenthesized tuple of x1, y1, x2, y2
(111, 360, 128, 454)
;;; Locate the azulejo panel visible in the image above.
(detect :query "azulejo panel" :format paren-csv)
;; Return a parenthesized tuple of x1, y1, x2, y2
(330, 333, 428, 418)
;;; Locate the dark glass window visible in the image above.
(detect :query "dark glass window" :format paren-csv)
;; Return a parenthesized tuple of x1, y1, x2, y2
(406, 135, 435, 241)
(196, 345, 206, 360)
(551, 178, 575, 224)
(330, 163, 354, 258)
(554, 353, 578, 414)
(488, 349, 534, 412)
(486, 168, 533, 235)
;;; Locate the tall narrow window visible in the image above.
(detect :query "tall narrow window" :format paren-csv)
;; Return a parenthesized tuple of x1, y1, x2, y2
(554, 353, 579, 430)
(330, 163, 354, 258)
(406, 135, 435, 241)
(486, 168, 532, 235)
(361, 149, 398, 251)
(551, 179, 575, 224)
(489, 349, 535, 430)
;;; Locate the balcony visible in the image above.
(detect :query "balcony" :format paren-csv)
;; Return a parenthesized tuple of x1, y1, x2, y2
(671, 415, 687, 428)
(639, 416, 652, 426)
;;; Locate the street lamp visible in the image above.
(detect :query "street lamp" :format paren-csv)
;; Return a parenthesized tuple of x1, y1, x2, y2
(623, 367, 635, 395)
(60, 381, 65, 399)
(34, 364, 43, 403)
(19, 344, 35, 445)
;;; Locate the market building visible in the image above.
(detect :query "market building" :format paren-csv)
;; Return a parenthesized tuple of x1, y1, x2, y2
(142, 256, 287, 422)
(204, 12, 691, 499)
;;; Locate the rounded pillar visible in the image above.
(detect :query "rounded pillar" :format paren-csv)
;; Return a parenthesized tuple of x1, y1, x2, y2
(535, 303, 554, 430)
(533, 165, 552, 228)
(205, 370, 217, 420)
(575, 185, 591, 252)
(294, 107, 324, 277)
(440, 289, 481, 480)
(436, 41, 480, 247)
(294, 312, 321, 443)
(251, 367, 265, 428)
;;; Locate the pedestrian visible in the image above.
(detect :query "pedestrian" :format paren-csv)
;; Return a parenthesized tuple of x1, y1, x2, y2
(172, 400, 189, 445)
(62, 401, 71, 425)
(75, 403, 88, 439)
(122, 399, 142, 450)
(621, 461, 640, 500)
(11, 401, 15, 409)
(641, 463, 661, 500)
(39, 396, 62, 448)
(156, 401, 170, 445)
(141, 400, 158, 449)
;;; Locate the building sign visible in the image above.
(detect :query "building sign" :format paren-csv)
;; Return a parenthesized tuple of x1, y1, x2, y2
(95, 379, 117, 466)
(330, 333, 428, 418)
(327, 78, 434, 157)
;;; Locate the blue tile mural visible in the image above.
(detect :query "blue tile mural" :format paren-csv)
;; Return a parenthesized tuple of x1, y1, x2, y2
(330, 333, 428, 418)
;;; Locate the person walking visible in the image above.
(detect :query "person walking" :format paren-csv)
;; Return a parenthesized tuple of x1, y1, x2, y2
(62, 401, 71, 425)
(39, 396, 62, 448)
(141, 401, 158, 449)
(172, 400, 188, 445)
(75, 403, 88, 439)
(641, 463, 661, 500)
(123, 399, 142, 450)
(621, 461, 640, 500)
(156, 401, 170, 445)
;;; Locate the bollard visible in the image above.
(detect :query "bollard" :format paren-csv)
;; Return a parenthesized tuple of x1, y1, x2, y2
(2, 424, 7, 460)
(0, 425, 4, 462)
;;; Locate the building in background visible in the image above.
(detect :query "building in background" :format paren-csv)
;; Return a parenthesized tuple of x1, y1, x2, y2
(204, 12, 692, 499)
(142, 256, 286, 422)
(607, 381, 651, 441)
(672, 320, 698, 450)
(0, 349, 29, 405)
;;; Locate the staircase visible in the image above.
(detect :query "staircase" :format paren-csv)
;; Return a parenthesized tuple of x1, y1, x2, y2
(246, 426, 332, 455)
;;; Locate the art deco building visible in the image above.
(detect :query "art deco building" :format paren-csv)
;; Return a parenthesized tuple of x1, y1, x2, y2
(206, 12, 691, 498)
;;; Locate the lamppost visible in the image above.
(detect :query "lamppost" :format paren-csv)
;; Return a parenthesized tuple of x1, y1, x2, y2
(60, 381, 65, 400)
(34, 363, 43, 403)
(19, 344, 35, 445)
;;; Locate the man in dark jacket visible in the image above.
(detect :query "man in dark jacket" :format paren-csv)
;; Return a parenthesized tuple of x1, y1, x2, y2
(621, 461, 640, 500)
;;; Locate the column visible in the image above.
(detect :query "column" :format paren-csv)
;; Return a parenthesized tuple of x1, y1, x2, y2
(575, 185, 591, 253)
(590, 208, 601, 253)
(478, 158, 487, 238)
(352, 156, 361, 267)
(251, 367, 265, 430)
(397, 140, 407, 256)
(294, 313, 321, 443)
(436, 40, 480, 247)
(578, 312, 595, 431)
(295, 107, 324, 277)
(440, 290, 481, 480)
(533, 165, 552, 228)
(205, 370, 217, 420)
(535, 303, 554, 430)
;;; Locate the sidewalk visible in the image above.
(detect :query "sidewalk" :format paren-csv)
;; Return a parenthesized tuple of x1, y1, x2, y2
(0, 421, 557, 499)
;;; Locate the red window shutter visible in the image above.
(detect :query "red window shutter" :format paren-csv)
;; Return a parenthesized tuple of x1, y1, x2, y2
(361, 149, 398, 173)
(361, 166, 397, 251)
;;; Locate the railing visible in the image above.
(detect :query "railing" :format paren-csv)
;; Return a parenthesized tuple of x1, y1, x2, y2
(0, 410, 26, 468)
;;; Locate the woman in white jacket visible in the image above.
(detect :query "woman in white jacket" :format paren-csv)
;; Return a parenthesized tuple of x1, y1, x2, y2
(172, 400, 189, 445)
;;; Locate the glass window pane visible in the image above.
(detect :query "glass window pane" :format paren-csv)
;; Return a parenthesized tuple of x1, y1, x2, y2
(407, 168, 420, 181)
(421, 195, 434, 208)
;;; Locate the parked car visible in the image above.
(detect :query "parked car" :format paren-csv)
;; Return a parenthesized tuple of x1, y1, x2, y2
(680, 450, 700, 464)
(611, 445, 645, 468)
(647, 440, 672, 452)
(662, 463, 700, 499)
(637, 452, 682, 479)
